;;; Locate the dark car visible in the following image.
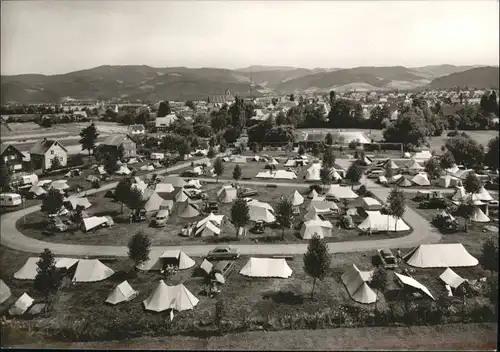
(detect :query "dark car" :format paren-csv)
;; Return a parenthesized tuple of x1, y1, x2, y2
(377, 248, 398, 269)
(206, 201, 219, 213)
(131, 209, 147, 222)
(239, 188, 258, 197)
(206, 246, 240, 260)
(250, 221, 265, 234)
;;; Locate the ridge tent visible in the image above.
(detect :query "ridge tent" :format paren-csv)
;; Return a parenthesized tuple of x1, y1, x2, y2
(72, 259, 114, 282)
(411, 173, 430, 186)
(218, 186, 237, 203)
(413, 150, 432, 161)
(303, 207, 321, 221)
(115, 165, 131, 175)
(14, 257, 40, 280)
(256, 170, 274, 179)
(144, 192, 166, 212)
(50, 180, 70, 191)
(288, 190, 304, 206)
(161, 176, 186, 188)
(395, 273, 435, 300)
(105, 281, 139, 305)
(177, 202, 200, 218)
(54, 258, 79, 270)
(361, 197, 382, 211)
(341, 264, 376, 304)
(200, 259, 213, 275)
(300, 219, 333, 239)
(197, 213, 224, 228)
(155, 183, 175, 193)
(284, 159, 296, 167)
(396, 177, 412, 188)
(438, 175, 459, 188)
(248, 204, 276, 223)
(471, 186, 494, 202)
(175, 188, 190, 203)
(305, 163, 321, 182)
(239, 257, 293, 278)
(29, 185, 47, 197)
(325, 185, 358, 200)
(195, 220, 221, 237)
(160, 250, 196, 269)
(404, 243, 478, 268)
(452, 187, 467, 202)
(81, 216, 113, 232)
(439, 268, 466, 289)
(406, 159, 424, 173)
(187, 179, 203, 189)
(8, 293, 34, 316)
(388, 174, 403, 183)
(143, 281, 199, 312)
(0, 279, 12, 304)
(357, 211, 410, 232)
(471, 207, 490, 222)
(308, 189, 319, 199)
(308, 200, 339, 214)
(330, 169, 343, 181)
(274, 170, 297, 180)
(384, 159, 399, 170)
(64, 196, 92, 210)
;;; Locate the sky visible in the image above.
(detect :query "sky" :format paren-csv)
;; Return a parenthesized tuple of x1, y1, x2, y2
(1, 0, 499, 75)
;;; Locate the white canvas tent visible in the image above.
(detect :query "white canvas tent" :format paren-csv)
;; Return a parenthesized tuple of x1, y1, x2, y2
(471, 207, 490, 222)
(438, 175, 460, 188)
(8, 293, 34, 316)
(388, 174, 403, 183)
(274, 170, 297, 180)
(0, 279, 12, 304)
(404, 244, 478, 268)
(54, 258, 79, 270)
(200, 259, 213, 275)
(395, 273, 435, 300)
(175, 188, 190, 203)
(411, 173, 430, 186)
(178, 202, 200, 218)
(396, 177, 412, 187)
(303, 207, 322, 221)
(160, 250, 196, 269)
(325, 185, 358, 200)
(439, 268, 466, 289)
(155, 183, 175, 193)
(231, 155, 247, 163)
(239, 257, 293, 278)
(144, 192, 166, 212)
(72, 259, 115, 282)
(248, 201, 275, 223)
(341, 264, 376, 304)
(131, 180, 148, 193)
(197, 213, 224, 228)
(300, 219, 333, 239)
(452, 187, 467, 202)
(82, 216, 111, 232)
(288, 190, 304, 206)
(361, 197, 382, 211)
(29, 185, 47, 197)
(143, 281, 199, 312)
(115, 165, 131, 175)
(406, 159, 424, 173)
(161, 176, 186, 188)
(50, 180, 70, 191)
(105, 281, 139, 305)
(217, 186, 237, 203)
(256, 170, 274, 179)
(357, 211, 410, 232)
(471, 187, 494, 202)
(308, 189, 319, 199)
(384, 159, 399, 170)
(65, 196, 92, 210)
(14, 257, 40, 280)
(305, 163, 321, 182)
(187, 179, 203, 189)
(195, 220, 221, 237)
(413, 150, 432, 161)
(308, 200, 339, 214)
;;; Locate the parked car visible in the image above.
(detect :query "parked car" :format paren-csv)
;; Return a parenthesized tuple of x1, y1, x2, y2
(250, 221, 265, 234)
(151, 209, 169, 227)
(205, 201, 219, 213)
(239, 188, 258, 197)
(206, 246, 240, 260)
(340, 215, 355, 229)
(377, 248, 398, 269)
(131, 209, 147, 222)
(367, 169, 385, 179)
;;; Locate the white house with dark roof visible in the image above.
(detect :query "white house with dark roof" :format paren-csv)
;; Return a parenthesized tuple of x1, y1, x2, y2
(128, 124, 146, 135)
(29, 139, 68, 171)
(99, 135, 137, 158)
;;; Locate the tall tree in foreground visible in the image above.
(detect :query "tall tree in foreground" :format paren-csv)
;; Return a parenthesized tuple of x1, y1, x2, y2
(439, 151, 455, 170)
(230, 198, 250, 238)
(303, 234, 331, 299)
(232, 164, 242, 185)
(213, 157, 224, 183)
(479, 235, 499, 273)
(424, 157, 442, 180)
(320, 166, 332, 193)
(128, 230, 151, 270)
(34, 248, 61, 302)
(275, 197, 294, 241)
(207, 147, 215, 159)
(79, 123, 99, 159)
(322, 146, 336, 169)
(455, 200, 474, 232)
(125, 187, 144, 216)
(484, 136, 499, 172)
(115, 178, 132, 213)
(386, 187, 406, 231)
(325, 133, 333, 146)
(463, 172, 482, 195)
(370, 267, 388, 313)
(41, 189, 64, 215)
(345, 162, 363, 189)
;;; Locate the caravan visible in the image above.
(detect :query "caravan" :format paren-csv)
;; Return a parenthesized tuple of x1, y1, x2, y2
(0, 193, 22, 207)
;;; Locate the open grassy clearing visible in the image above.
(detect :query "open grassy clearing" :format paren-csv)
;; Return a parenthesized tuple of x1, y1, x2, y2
(17, 183, 409, 246)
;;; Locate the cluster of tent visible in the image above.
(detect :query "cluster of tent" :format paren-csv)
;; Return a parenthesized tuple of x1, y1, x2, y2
(256, 170, 297, 180)
(194, 213, 225, 237)
(27, 179, 71, 197)
(137, 250, 195, 271)
(239, 257, 293, 278)
(305, 163, 344, 182)
(247, 199, 276, 223)
(379, 172, 431, 187)
(451, 186, 493, 222)
(217, 185, 237, 203)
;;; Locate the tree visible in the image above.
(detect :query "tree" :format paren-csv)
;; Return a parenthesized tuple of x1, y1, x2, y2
(455, 200, 474, 232)
(322, 146, 335, 169)
(127, 230, 151, 269)
(424, 157, 442, 180)
(480, 235, 499, 272)
(484, 136, 499, 171)
(345, 162, 363, 189)
(463, 172, 482, 195)
(177, 140, 190, 159)
(275, 197, 294, 241)
(289, 94, 295, 102)
(185, 100, 196, 110)
(193, 123, 213, 138)
(79, 123, 99, 158)
(158, 101, 171, 117)
(219, 138, 227, 153)
(125, 187, 144, 215)
(232, 164, 242, 184)
(383, 111, 429, 147)
(298, 145, 305, 156)
(213, 157, 224, 183)
(115, 178, 132, 213)
(0, 159, 11, 192)
(384, 161, 394, 179)
(329, 90, 336, 105)
(320, 166, 332, 193)
(386, 187, 406, 231)
(104, 155, 119, 174)
(439, 151, 455, 170)
(223, 126, 241, 143)
(34, 248, 61, 302)
(41, 189, 64, 215)
(303, 234, 331, 299)
(444, 136, 484, 169)
(325, 133, 333, 146)
(207, 147, 216, 159)
(230, 198, 250, 237)
(370, 267, 388, 312)
(50, 155, 62, 170)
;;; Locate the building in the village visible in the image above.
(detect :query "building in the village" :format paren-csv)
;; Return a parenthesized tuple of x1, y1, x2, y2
(128, 124, 146, 135)
(0, 144, 25, 172)
(207, 89, 235, 108)
(29, 139, 68, 171)
(98, 134, 137, 158)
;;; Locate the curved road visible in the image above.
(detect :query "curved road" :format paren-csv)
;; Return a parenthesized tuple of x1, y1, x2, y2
(1, 165, 443, 258)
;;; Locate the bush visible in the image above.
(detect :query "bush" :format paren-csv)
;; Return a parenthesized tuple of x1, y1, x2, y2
(447, 130, 459, 137)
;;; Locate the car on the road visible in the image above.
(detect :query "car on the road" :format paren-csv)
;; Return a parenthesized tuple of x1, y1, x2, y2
(206, 246, 240, 260)
(377, 248, 398, 269)
(367, 169, 385, 179)
(239, 188, 258, 197)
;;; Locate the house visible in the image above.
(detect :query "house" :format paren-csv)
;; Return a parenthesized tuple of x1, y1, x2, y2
(128, 124, 146, 135)
(73, 111, 88, 119)
(29, 139, 68, 171)
(99, 135, 137, 158)
(0, 144, 25, 172)
(207, 89, 234, 108)
(155, 115, 178, 130)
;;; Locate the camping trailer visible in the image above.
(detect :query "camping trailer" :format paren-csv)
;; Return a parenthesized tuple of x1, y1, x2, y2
(150, 152, 164, 160)
(0, 193, 22, 207)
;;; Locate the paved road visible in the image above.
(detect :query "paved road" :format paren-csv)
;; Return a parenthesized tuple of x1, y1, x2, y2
(2, 162, 444, 258)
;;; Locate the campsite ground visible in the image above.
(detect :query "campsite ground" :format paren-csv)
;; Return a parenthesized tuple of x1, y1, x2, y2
(16, 183, 409, 246)
(0, 244, 494, 347)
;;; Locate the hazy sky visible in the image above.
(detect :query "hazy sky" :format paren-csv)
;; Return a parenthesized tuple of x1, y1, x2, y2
(1, 1, 498, 75)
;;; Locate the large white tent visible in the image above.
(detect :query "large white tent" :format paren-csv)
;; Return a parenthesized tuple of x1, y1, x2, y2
(411, 173, 431, 186)
(274, 170, 297, 180)
(404, 244, 478, 268)
(388, 174, 403, 183)
(144, 192, 166, 212)
(248, 201, 275, 223)
(143, 281, 199, 312)
(256, 170, 274, 179)
(341, 264, 376, 304)
(452, 187, 467, 202)
(54, 258, 79, 270)
(308, 200, 339, 214)
(239, 257, 293, 278)
(178, 202, 200, 218)
(195, 220, 221, 237)
(438, 175, 461, 188)
(288, 190, 304, 206)
(14, 257, 40, 280)
(384, 159, 399, 170)
(8, 293, 34, 316)
(470, 186, 494, 202)
(72, 259, 115, 282)
(197, 213, 224, 228)
(357, 211, 410, 232)
(397, 177, 412, 187)
(217, 185, 237, 203)
(82, 216, 112, 232)
(305, 163, 321, 182)
(105, 281, 139, 305)
(439, 268, 466, 289)
(471, 207, 490, 222)
(0, 279, 12, 304)
(175, 188, 190, 203)
(395, 273, 435, 300)
(324, 185, 358, 200)
(155, 183, 175, 193)
(136, 250, 196, 271)
(161, 176, 186, 188)
(413, 150, 432, 161)
(361, 197, 382, 211)
(300, 219, 333, 239)
(64, 196, 92, 210)
(406, 159, 424, 173)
